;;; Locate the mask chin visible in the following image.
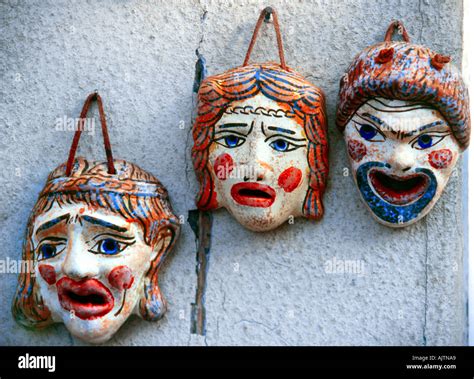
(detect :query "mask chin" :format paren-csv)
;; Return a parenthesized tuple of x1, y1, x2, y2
(355, 161, 438, 226)
(227, 207, 278, 232)
(62, 315, 120, 344)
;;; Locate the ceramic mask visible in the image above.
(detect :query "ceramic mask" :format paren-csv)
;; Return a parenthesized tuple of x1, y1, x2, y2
(337, 21, 470, 227)
(12, 94, 180, 343)
(192, 63, 328, 231)
(192, 9, 328, 231)
(12, 158, 180, 343)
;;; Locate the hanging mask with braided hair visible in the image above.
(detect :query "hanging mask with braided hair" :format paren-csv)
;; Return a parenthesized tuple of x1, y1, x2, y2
(12, 93, 180, 343)
(337, 21, 470, 227)
(192, 7, 328, 232)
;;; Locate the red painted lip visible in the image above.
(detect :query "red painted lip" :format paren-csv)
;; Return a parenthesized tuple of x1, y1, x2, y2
(231, 182, 276, 208)
(369, 169, 430, 206)
(57, 277, 114, 320)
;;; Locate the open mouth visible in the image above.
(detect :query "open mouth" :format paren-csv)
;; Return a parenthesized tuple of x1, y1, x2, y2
(57, 277, 114, 320)
(368, 169, 430, 206)
(231, 182, 276, 208)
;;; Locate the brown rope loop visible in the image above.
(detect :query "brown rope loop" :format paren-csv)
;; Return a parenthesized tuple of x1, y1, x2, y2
(384, 20, 410, 43)
(65, 92, 116, 176)
(242, 7, 287, 70)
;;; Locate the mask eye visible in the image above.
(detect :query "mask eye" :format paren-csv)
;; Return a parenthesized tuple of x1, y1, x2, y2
(356, 124, 385, 142)
(269, 138, 305, 152)
(37, 242, 66, 261)
(270, 139, 290, 152)
(90, 238, 131, 256)
(412, 134, 447, 150)
(215, 135, 245, 148)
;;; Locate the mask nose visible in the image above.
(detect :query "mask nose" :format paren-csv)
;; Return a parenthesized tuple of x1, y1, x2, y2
(388, 144, 416, 173)
(61, 238, 99, 280)
(241, 138, 273, 182)
(243, 163, 267, 182)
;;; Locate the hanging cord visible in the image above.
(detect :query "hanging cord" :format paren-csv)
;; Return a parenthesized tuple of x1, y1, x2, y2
(384, 20, 410, 43)
(65, 92, 116, 176)
(242, 6, 287, 70)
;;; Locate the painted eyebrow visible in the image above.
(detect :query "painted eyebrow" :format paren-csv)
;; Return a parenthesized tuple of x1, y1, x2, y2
(218, 123, 249, 128)
(36, 214, 70, 235)
(267, 126, 296, 135)
(354, 113, 388, 136)
(360, 113, 389, 129)
(358, 113, 448, 139)
(81, 215, 128, 233)
(403, 120, 447, 137)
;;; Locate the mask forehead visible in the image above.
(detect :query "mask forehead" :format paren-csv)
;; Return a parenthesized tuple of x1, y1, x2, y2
(357, 98, 449, 135)
(217, 94, 306, 137)
(32, 202, 140, 246)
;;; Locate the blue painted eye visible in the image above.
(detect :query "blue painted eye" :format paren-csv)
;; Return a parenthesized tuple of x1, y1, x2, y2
(224, 135, 242, 148)
(90, 237, 133, 256)
(416, 135, 433, 149)
(412, 134, 447, 150)
(99, 238, 120, 255)
(40, 244, 57, 260)
(38, 242, 66, 260)
(358, 124, 378, 140)
(271, 139, 289, 152)
(215, 135, 245, 148)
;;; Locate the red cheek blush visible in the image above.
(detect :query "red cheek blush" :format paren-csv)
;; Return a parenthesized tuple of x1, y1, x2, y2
(278, 167, 303, 193)
(347, 139, 367, 162)
(108, 265, 134, 290)
(39, 264, 56, 285)
(213, 153, 234, 180)
(429, 149, 453, 169)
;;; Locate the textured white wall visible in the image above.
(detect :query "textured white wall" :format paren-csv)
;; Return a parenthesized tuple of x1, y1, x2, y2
(0, 0, 467, 345)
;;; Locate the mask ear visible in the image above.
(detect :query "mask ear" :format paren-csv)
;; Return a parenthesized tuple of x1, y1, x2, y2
(138, 220, 180, 321)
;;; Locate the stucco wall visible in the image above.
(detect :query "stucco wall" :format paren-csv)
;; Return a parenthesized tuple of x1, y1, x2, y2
(0, 0, 467, 345)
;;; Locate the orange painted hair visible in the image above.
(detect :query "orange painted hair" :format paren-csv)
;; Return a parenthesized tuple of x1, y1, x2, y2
(192, 62, 329, 219)
(337, 22, 470, 150)
(12, 157, 180, 329)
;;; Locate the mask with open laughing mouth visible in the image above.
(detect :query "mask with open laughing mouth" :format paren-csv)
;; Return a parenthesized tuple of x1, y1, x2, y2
(357, 162, 437, 225)
(336, 21, 470, 227)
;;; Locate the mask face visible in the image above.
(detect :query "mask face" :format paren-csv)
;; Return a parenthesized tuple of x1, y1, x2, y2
(208, 93, 310, 231)
(193, 63, 328, 230)
(344, 97, 461, 227)
(32, 202, 167, 343)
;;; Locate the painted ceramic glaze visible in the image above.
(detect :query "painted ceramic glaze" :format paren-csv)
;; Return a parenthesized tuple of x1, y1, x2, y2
(337, 21, 470, 227)
(12, 93, 180, 343)
(192, 9, 328, 231)
(12, 158, 180, 343)
(192, 63, 328, 231)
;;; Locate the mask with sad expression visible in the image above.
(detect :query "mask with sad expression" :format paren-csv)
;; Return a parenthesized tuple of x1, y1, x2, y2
(337, 21, 470, 227)
(192, 9, 328, 231)
(12, 94, 180, 343)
